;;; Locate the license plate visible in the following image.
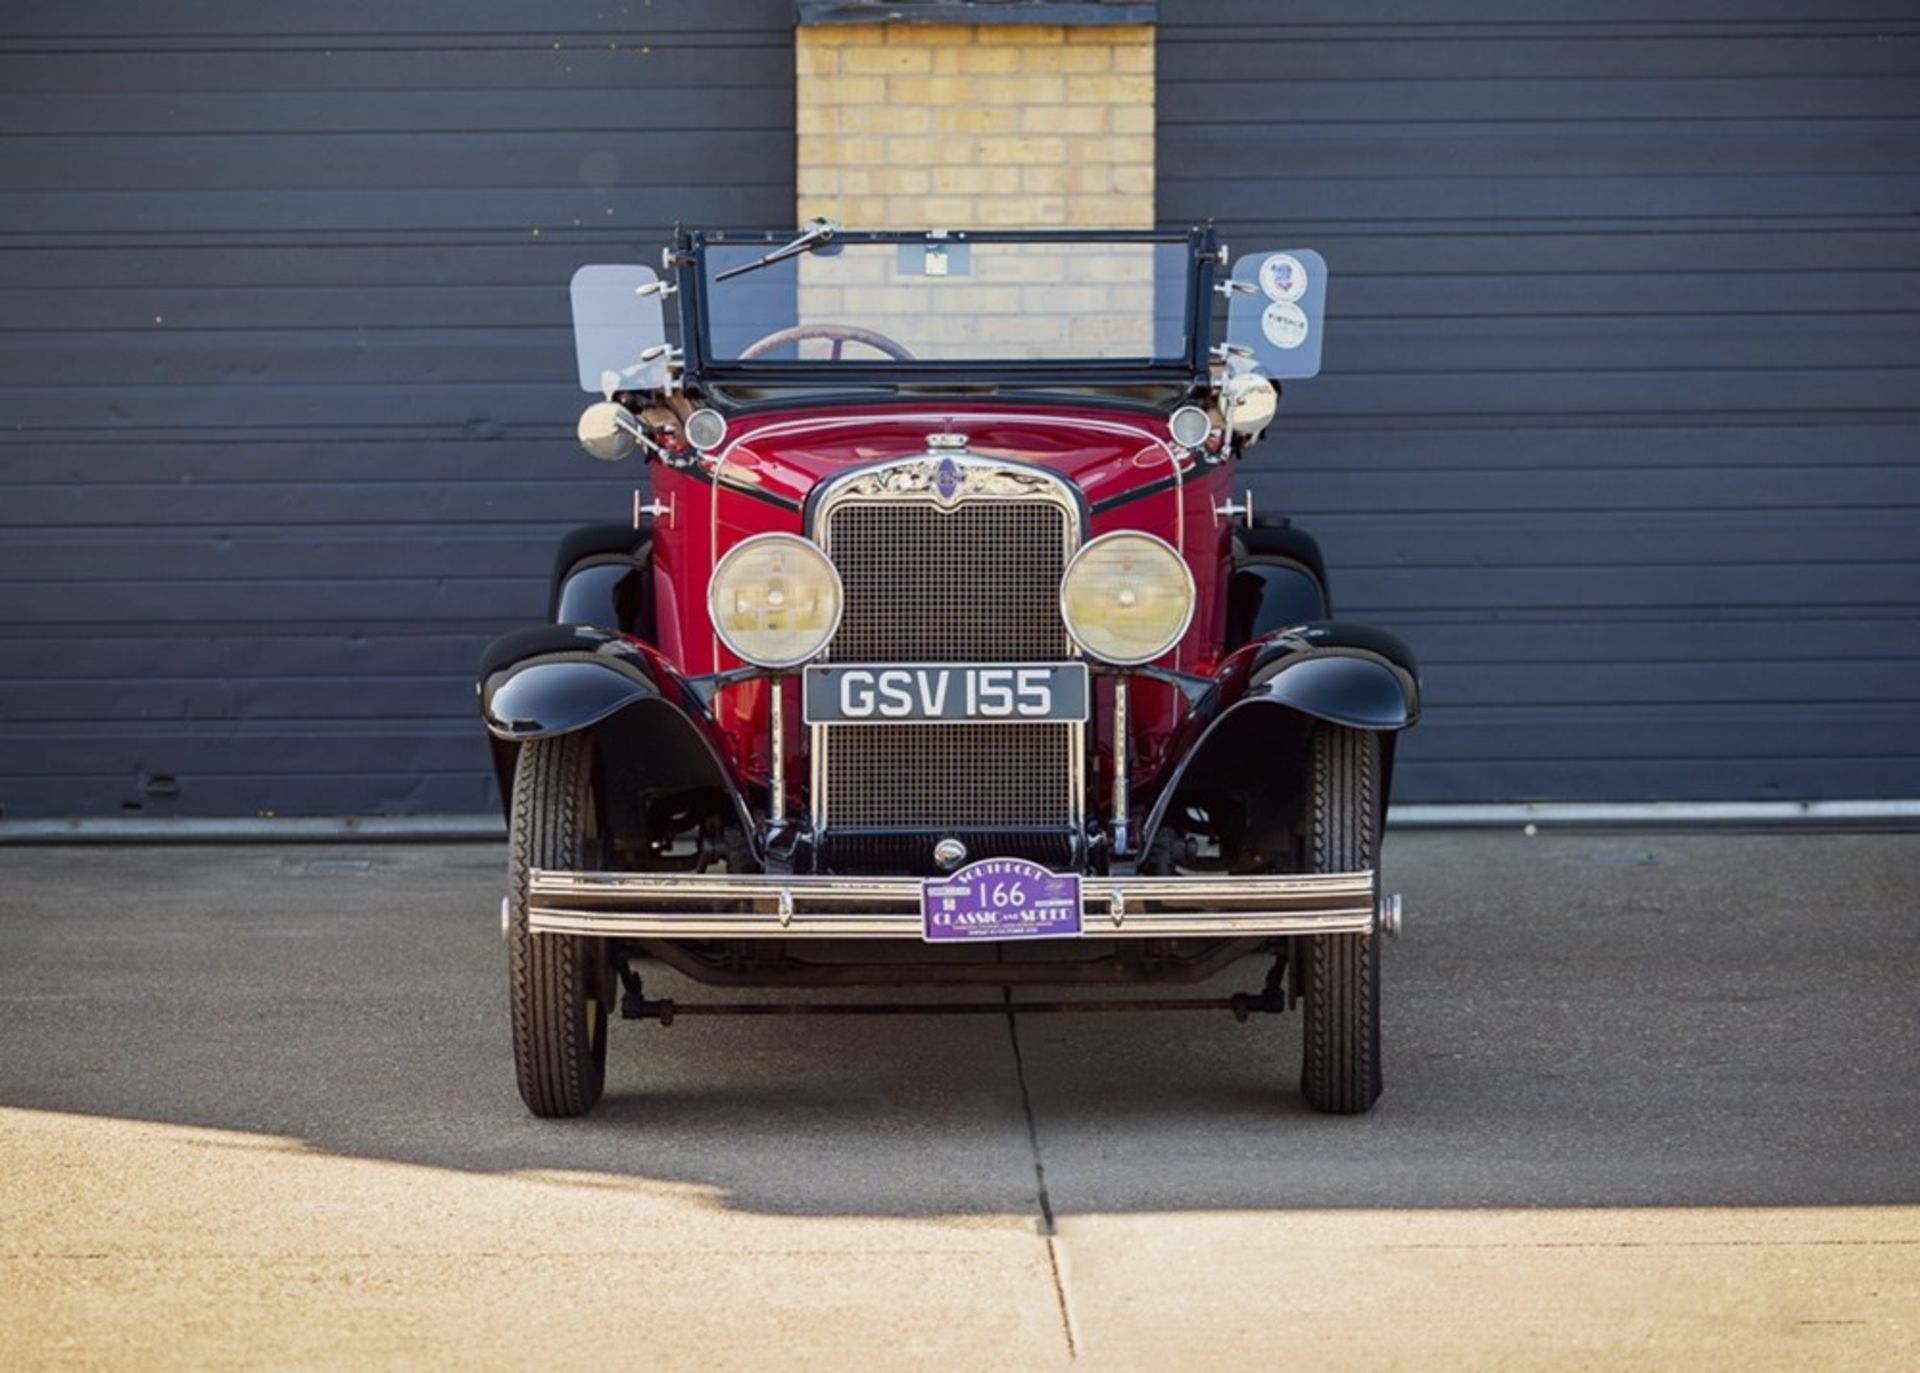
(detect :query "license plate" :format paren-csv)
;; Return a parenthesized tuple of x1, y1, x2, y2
(803, 663, 1088, 726)
(921, 858, 1083, 943)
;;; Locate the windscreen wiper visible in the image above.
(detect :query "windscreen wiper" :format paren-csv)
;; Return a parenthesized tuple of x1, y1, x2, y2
(713, 218, 842, 282)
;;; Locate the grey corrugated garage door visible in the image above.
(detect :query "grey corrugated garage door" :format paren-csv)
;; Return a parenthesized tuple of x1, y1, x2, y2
(1159, 2, 1920, 803)
(0, 2, 793, 817)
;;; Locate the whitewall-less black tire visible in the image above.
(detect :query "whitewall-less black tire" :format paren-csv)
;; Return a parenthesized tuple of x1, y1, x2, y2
(1299, 723, 1384, 1115)
(506, 733, 612, 1118)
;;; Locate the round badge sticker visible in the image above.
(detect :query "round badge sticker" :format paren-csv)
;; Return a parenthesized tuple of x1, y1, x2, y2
(1261, 300, 1310, 351)
(1258, 253, 1308, 304)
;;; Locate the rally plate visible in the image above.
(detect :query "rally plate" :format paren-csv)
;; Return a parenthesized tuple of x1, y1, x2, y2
(921, 857, 1083, 943)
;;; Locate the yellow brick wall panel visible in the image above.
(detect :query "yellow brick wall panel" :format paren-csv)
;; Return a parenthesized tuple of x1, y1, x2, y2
(976, 75, 1067, 106)
(796, 20, 1153, 232)
(918, 196, 978, 223)
(885, 24, 974, 46)
(976, 25, 1065, 45)
(1070, 24, 1150, 44)
(884, 136, 936, 164)
(888, 76, 975, 106)
(1067, 164, 1114, 194)
(978, 136, 1068, 165)
(840, 46, 934, 76)
(801, 134, 887, 167)
(799, 193, 887, 223)
(934, 107, 1020, 135)
(932, 166, 1024, 195)
(871, 166, 932, 195)
(804, 76, 886, 105)
(796, 44, 838, 78)
(1067, 134, 1154, 165)
(1065, 194, 1144, 227)
(1021, 45, 1113, 74)
(944, 47, 1023, 74)
(839, 105, 931, 136)
(1066, 74, 1153, 106)
(1021, 105, 1108, 136)
(974, 197, 1066, 227)
(805, 26, 885, 46)
(1020, 164, 1070, 194)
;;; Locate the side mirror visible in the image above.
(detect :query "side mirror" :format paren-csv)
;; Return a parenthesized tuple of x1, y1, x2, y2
(577, 402, 639, 462)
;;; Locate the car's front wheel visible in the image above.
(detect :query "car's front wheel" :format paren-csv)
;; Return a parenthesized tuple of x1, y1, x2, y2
(1298, 723, 1384, 1115)
(506, 733, 614, 1117)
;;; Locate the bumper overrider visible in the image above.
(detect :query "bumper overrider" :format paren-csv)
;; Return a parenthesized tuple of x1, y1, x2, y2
(526, 868, 1400, 940)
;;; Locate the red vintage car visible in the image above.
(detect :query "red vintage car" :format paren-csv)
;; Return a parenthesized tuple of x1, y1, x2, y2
(479, 225, 1419, 1117)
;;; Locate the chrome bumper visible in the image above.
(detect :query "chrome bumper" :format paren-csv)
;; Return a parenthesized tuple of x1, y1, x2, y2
(526, 868, 1391, 940)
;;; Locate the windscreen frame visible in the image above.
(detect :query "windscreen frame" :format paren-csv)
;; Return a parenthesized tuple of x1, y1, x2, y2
(673, 226, 1219, 393)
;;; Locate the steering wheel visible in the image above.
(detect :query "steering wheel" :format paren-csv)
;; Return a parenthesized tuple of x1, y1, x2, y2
(739, 323, 917, 362)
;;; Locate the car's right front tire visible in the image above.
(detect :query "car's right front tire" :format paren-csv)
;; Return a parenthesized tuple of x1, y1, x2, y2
(506, 733, 613, 1118)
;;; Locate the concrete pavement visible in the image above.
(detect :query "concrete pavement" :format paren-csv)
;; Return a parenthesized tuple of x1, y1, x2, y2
(1, 831, 1915, 1368)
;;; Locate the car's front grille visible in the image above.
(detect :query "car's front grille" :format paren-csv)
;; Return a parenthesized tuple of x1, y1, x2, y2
(825, 502, 1071, 661)
(824, 723, 1074, 827)
(816, 481, 1079, 836)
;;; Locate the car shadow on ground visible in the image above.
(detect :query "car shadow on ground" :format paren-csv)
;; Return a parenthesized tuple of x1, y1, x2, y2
(1, 832, 1917, 1218)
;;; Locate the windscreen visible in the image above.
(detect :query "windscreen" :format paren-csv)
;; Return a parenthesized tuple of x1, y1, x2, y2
(702, 239, 1193, 367)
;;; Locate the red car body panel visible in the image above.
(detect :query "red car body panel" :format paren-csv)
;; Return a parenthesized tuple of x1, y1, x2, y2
(638, 402, 1235, 810)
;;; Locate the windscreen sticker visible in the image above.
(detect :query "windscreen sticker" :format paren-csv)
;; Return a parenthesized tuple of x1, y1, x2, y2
(1261, 300, 1310, 350)
(1258, 252, 1309, 303)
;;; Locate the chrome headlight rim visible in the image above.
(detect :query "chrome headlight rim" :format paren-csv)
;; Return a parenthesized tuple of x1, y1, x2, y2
(1058, 529, 1196, 667)
(707, 531, 844, 670)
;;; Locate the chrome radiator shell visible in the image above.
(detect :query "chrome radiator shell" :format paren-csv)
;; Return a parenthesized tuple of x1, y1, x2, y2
(810, 455, 1084, 837)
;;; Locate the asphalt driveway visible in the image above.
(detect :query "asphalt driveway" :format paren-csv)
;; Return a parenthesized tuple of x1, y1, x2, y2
(1, 830, 1915, 1368)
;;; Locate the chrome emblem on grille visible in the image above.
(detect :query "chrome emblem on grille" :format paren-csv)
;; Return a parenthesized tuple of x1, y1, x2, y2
(935, 456, 961, 502)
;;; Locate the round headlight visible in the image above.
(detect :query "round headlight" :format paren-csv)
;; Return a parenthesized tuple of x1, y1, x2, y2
(709, 533, 843, 668)
(1060, 531, 1195, 665)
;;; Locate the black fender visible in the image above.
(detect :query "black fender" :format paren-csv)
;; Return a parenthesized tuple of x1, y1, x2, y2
(1137, 622, 1420, 868)
(548, 522, 653, 635)
(477, 624, 753, 841)
(1240, 622, 1419, 731)
(1227, 519, 1329, 650)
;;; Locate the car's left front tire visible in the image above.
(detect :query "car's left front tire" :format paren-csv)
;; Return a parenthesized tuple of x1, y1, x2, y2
(506, 733, 614, 1118)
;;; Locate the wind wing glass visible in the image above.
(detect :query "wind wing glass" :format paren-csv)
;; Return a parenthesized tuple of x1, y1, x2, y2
(702, 239, 1193, 367)
(570, 264, 668, 393)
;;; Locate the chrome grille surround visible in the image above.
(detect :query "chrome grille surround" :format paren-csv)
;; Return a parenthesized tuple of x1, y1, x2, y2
(810, 454, 1083, 836)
